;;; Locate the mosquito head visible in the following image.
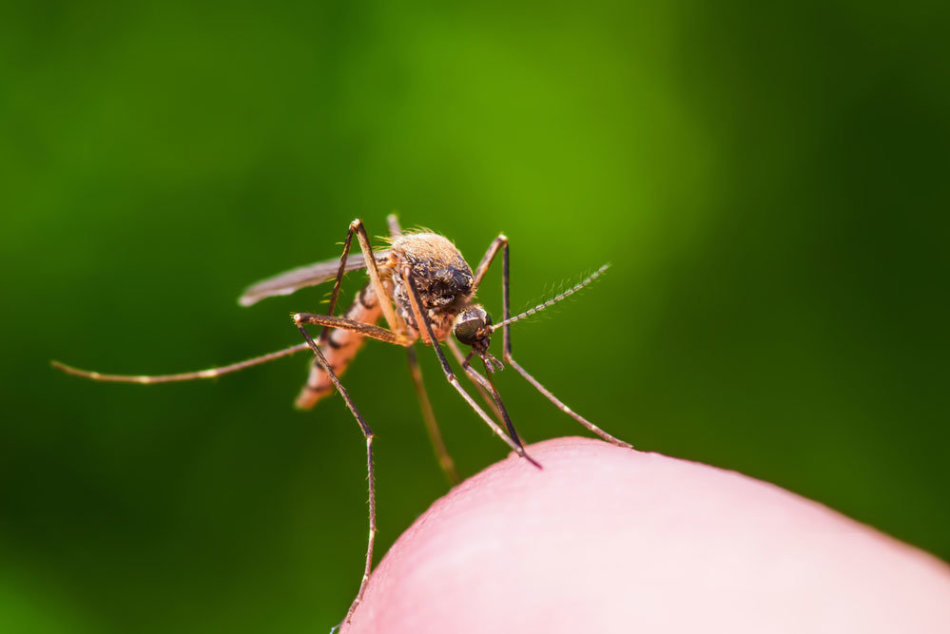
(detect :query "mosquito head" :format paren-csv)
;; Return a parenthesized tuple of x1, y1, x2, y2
(453, 304, 492, 353)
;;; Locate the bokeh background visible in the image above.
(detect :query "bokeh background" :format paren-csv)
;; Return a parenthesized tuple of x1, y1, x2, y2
(2, 1, 948, 632)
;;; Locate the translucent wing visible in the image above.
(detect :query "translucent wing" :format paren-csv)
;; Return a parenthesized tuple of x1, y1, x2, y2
(239, 250, 390, 307)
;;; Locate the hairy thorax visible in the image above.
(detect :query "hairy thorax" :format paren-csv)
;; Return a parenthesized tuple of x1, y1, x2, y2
(384, 232, 475, 343)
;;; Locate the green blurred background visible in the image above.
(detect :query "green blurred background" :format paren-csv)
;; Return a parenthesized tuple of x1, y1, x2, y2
(2, 0, 948, 631)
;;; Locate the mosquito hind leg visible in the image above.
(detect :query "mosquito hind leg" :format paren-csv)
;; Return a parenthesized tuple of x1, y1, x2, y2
(295, 323, 377, 630)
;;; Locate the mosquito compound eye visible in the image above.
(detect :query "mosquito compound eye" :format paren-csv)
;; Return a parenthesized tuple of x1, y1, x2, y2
(453, 306, 492, 346)
(454, 317, 484, 345)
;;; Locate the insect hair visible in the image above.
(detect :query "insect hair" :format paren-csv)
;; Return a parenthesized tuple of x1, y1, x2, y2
(516, 272, 593, 322)
(379, 225, 437, 245)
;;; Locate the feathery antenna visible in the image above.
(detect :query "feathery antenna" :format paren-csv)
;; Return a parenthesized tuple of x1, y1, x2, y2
(489, 264, 609, 332)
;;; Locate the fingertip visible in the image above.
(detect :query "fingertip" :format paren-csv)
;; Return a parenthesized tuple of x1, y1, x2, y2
(345, 437, 950, 634)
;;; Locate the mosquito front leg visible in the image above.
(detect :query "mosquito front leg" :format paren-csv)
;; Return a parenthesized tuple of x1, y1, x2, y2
(401, 265, 540, 469)
(458, 354, 527, 448)
(295, 323, 377, 631)
(488, 239, 632, 448)
(507, 358, 631, 448)
(446, 337, 505, 424)
(471, 233, 514, 357)
(472, 233, 507, 293)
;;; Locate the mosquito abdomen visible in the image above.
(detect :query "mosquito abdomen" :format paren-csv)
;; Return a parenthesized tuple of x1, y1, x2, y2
(295, 284, 382, 409)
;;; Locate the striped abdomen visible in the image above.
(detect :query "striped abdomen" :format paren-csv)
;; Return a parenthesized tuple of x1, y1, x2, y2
(295, 284, 381, 409)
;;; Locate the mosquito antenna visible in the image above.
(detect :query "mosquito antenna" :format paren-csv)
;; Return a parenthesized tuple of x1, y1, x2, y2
(51, 342, 310, 384)
(489, 264, 609, 332)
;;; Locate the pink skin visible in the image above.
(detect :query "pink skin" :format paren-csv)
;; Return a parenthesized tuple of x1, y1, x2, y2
(344, 437, 950, 633)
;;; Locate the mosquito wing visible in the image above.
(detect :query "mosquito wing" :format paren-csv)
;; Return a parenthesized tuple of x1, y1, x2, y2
(239, 250, 390, 307)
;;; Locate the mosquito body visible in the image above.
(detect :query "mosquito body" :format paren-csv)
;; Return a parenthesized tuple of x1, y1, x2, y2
(52, 214, 630, 632)
(287, 232, 479, 410)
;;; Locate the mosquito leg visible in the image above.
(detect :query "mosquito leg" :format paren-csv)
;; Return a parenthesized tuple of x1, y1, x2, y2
(293, 313, 408, 347)
(446, 337, 505, 423)
(293, 221, 359, 405)
(507, 358, 631, 448)
(490, 239, 632, 448)
(318, 223, 357, 344)
(385, 213, 461, 484)
(295, 323, 377, 630)
(350, 219, 409, 341)
(471, 233, 507, 292)
(386, 213, 402, 238)
(458, 355, 527, 448)
(405, 346, 460, 485)
(50, 343, 311, 384)
(469, 233, 517, 361)
(400, 265, 540, 469)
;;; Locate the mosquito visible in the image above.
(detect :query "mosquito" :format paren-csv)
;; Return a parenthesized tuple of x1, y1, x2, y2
(51, 214, 631, 631)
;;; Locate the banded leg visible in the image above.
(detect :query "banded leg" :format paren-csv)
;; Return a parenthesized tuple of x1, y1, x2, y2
(401, 265, 540, 469)
(481, 236, 632, 449)
(388, 213, 460, 486)
(295, 323, 376, 632)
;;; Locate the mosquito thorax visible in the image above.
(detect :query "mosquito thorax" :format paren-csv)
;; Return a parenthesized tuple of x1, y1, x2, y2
(389, 232, 476, 341)
(453, 305, 492, 352)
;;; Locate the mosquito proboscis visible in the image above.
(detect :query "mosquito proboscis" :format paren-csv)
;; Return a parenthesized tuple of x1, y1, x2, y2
(51, 214, 631, 631)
